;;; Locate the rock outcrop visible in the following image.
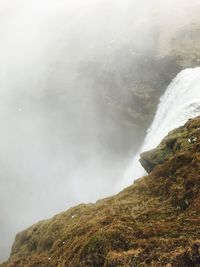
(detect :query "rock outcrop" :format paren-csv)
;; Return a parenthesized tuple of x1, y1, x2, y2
(140, 117, 200, 173)
(2, 116, 200, 267)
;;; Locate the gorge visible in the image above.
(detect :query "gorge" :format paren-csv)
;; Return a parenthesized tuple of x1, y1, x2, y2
(1, 0, 200, 266)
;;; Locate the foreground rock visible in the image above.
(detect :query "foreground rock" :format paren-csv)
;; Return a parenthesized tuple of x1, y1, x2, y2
(2, 116, 200, 266)
(140, 117, 200, 173)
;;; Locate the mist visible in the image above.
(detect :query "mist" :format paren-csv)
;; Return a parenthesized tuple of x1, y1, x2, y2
(0, 0, 199, 261)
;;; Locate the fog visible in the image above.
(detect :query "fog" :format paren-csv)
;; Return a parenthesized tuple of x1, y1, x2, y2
(0, 0, 199, 261)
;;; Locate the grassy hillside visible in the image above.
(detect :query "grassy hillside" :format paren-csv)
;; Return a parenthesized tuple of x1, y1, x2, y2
(2, 116, 200, 266)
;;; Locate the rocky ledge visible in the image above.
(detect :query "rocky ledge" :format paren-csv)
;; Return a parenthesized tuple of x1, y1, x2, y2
(2, 116, 200, 267)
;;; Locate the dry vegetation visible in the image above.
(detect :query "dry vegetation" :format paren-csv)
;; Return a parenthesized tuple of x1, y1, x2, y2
(1, 116, 200, 266)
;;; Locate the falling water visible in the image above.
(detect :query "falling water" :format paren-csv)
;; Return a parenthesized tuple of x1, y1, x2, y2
(1, 0, 200, 262)
(120, 67, 200, 188)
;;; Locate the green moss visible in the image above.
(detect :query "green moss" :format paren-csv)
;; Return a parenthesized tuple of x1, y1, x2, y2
(81, 235, 107, 266)
(82, 235, 106, 255)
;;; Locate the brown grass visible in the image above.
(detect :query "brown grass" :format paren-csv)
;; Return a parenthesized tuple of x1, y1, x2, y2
(2, 117, 200, 267)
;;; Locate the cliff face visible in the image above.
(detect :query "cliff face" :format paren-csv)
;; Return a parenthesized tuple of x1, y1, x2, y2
(93, 22, 200, 156)
(2, 116, 200, 267)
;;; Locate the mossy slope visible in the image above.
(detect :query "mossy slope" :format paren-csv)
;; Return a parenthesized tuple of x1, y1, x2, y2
(2, 116, 200, 266)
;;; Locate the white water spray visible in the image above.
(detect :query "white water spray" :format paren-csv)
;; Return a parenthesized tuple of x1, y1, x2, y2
(119, 67, 200, 189)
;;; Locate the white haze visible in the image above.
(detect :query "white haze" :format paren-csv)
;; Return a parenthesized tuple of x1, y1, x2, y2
(0, 0, 200, 261)
(121, 67, 200, 188)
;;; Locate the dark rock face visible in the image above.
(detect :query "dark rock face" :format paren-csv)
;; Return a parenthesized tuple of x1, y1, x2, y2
(2, 116, 200, 267)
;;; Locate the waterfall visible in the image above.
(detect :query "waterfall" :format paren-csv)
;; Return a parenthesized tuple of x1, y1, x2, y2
(119, 67, 200, 189)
